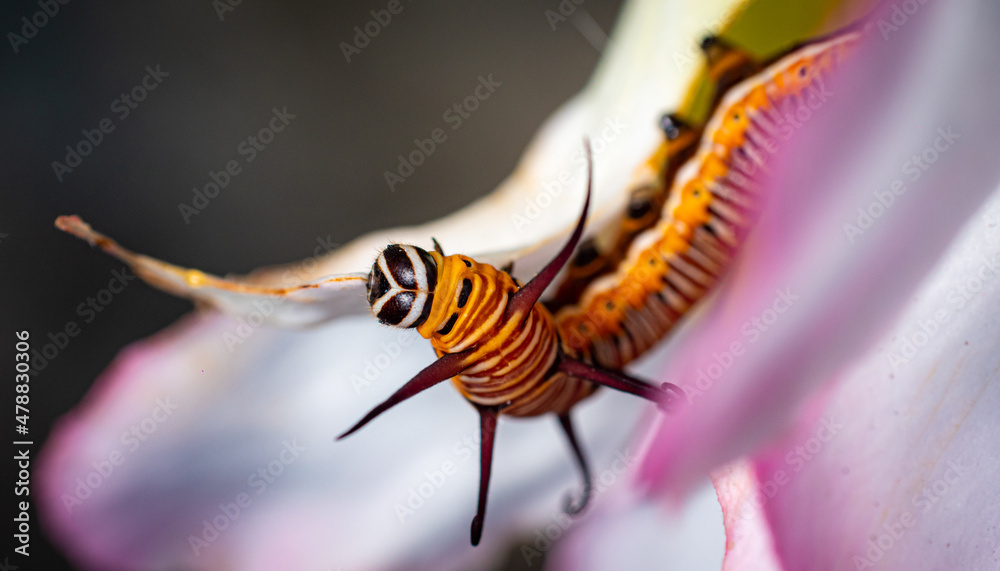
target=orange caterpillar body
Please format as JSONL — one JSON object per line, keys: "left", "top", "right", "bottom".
{"left": 420, "top": 251, "right": 596, "bottom": 417}
{"left": 556, "top": 31, "right": 860, "bottom": 369}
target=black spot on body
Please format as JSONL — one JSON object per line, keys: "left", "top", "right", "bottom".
{"left": 438, "top": 312, "right": 459, "bottom": 336}
{"left": 572, "top": 240, "right": 600, "bottom": 267}
{"left": 628, "top": 197, "right": 653, "bottom": 219}
{"left": 457, "top": 279, "right": 473, "bottom": 308}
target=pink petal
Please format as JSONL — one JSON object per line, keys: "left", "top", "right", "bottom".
{"left": 713, "top": 461, "right": 784, "bottom": 571}
{"left": 546, "top": 482, "right": 727, "bottom": 571}
{"left": 746, "top": 188, "right": 1000, "bottom": 569}
{"left": 38, "top": 311, "right": 656, "bottom": 570}
{"left": 638, "top": 0, "right": 1000, "bottom": 498}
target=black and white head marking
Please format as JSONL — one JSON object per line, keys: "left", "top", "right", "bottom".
{"left": 367, "top": 244, "right": 437, "bottom": 328}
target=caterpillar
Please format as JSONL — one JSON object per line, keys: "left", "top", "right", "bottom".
{"left": 340, "top": 27, "right": 862, "bottom": 545}
{"left": 54, "top": 23, "right": 863, "bottom": 548}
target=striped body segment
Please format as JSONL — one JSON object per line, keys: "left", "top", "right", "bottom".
{"left": 555, "top": 32, "right": 860, "bottom": 370}
{"left": 419, "top": 253, "right": 596, "bottom": 416}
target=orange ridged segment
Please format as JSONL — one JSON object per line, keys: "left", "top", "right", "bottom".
{"left": 554, "top": 30, "right": 862, "bottom": 373}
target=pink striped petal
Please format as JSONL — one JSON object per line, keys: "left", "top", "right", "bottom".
{"left": 746, "top": 188, "right": 1000, "bottom": 570}
{"left": 714, "top": 461, "right": 784, "bottom": 571}
{"left": 638, "top": 0, "right": 1000, "bottom": 500}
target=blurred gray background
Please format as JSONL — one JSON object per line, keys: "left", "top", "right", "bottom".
{"left": 0, "top": 1, "right": 624, "bottom": 568}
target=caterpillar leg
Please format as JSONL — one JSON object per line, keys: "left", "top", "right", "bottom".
{"left": 557, "top": 411, "right": 592, "bottom": 515}
{"left": 470, "top": 405, "right": 502, "bottom": 546}
{"left": 558, "top": 357, "right": 680, "bottom": 407}
{"left": 658, "top": 112, "right": 694, "bottom": 142}
{"left": 700, "top": 34, "right": 761, "bottom": 102}
{"left": 337, "top": 349, "right": 473, "bottom": 439}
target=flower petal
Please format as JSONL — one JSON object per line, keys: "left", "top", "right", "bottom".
{"left": 744, "top": 187, "right": 1000, "bottom": 570}
{"left": 546, "top": 482, "right": 728, "bottom": 571}
{"left": 713, "top": 461, "right": 784, "bottom": 571}
{"left": 38, "top": 313, "right": 653, "bottom": 570}
{"left": 638, "top": 0, "right": 1000, "bottom": 498}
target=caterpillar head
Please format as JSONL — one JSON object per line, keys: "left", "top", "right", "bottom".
{"left": 367, "top": 244, "right": 438, "bottom": 328}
